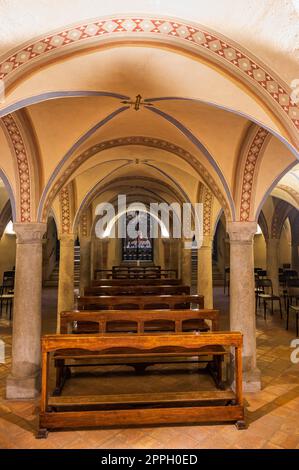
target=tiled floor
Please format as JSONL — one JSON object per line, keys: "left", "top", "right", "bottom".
{"left": 0, "top": 287, "right": 298, "bottom": 449}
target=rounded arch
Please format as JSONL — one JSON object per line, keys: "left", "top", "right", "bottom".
{"left": 39, "top": 136, "right": 233, "bottom": 222}
{"left": 73, "top": 174, "right": 189, "bottom": 232}
{"left": 0, "top": 168, "right": 16, "bottom": 221}
{"left": 258, "top": 210, "right": 269, "bottom": 240}
{"left": 255, "top": 160, "right": 299, "bottom": 220}
{"left": 271, "top": 198, "right": 294, "bottom": 239}
{"left": 96, "top": 204, "right": 171, "bottom": 239}
{"left": 0, "top": 15, "right": 298, "bottom": 142}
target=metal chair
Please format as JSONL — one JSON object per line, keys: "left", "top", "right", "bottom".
{"left": 0, "top": 285, "right": 14, "bottom": 320}
{"left": 256, "top": 278, "right": 282, "bottom": 320}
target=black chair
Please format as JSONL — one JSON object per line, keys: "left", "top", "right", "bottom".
{"left": 257, "top": 270, "right": 267, "bottom": 279}
{"left": 0, "top": 285, "right": 14, "bottom": 320}
{"left": 283, "top": 269, "right": 298, "bottom": 279}
{"left": 256, "top": 278, "right": 282, "bottom": 320}
{"left": 3, "top": 270, "right": 15, "bottom": 289}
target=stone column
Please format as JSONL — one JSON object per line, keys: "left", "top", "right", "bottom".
{"left": 181, "top": 239, "right": 192, "bottom": 287}
{"left": 57, "top": 234, "right": 74, "bottom": 332}
{"left": 163, "top": 239, "right": 171, "bottom": 269}
{"left": 197, "top": 236, "right": 213, "bottom": 308}
{"left": 79, "top": 236, "right": 91, "bottom": 295}
{"left": 266, "top": 238, "right": 280, "bottom": 295}
{"left": 6, "top": 223, "right": 46, "bottom": 399}
{"left": 102, "top": 239, "right": 109, "bottom": 269}
{"left": 227, "top": 221, "right": 261, "bottom": 392}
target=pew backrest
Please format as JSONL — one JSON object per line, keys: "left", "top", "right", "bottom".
{"left": 84, "top": 285, "right": 190, "bottom": 296}
{"left": 91, "top": 278, "right": 182, "bottom": 286}
{"left": 77, "top": 294, "right": 204, "bottom": 310}
{"left": 60, "top": 308, "right": 219, "bottom": 334}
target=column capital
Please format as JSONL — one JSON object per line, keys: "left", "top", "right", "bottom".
{"left": 80, "top": 235, "right": 91, "bottom": 243}
{"left": 227, "top": 221, "right": 257, "bottom": 245}
{"left": 13, "top": 222, "right": 46, "bottom": 244}
{"left": 198, "top": 235, "right": 213, "bottom": 249}
{"left": 59, "top": 233, "right": 75, "bottom": 246}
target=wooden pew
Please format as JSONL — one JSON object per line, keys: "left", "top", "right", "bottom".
{"left": 77, "top": 294, "right": 204, "bottom": 310}
{"left": 54, "top": 309, "right": 221, "bottom": 395}
{"left": 60, "top": 309, "right": 219, "bottom": 334}
{"left": 94, "top": 267, "right": 178, "bottom": 280}
{"left": 38, "top": 331, "right": 245, "bottom": 437}
{"left": 91, "top": 278, "right": 182, "bottom": 286}
{"left": 84, "top": 285, "right": 190, "bottom": 296}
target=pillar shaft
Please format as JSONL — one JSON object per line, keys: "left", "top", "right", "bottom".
{"left": 197, "top": 236, "right": 213, "bottom": 308}
{"left": 181, "top": 239, "right": 192, "bottom": 287}
{"left": 227, "top": 221, "right": 261, "bottom": 392}
{"left": 266, "top": 238, "right": 280, "bottom": 296}
{"left": 79, "top": 236, "right": 91, "bottom": 295}
{"left": 6, "top": 223, "right": 46, "bottom": 399}
{"left": 57, "top": 234, "right": 74, "bottom": 332}
{"left": 163, "top": 239, "right": 171, "bottom": 270}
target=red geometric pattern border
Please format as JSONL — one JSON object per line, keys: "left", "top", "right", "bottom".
{"left": 1, "top": 114, "right": 31, "bottom": 222}
{"left": 80, "top": 211, "right": 88, "bottom": 237}
{"left": 203, "top": 188, "right": 213, "bottom": 235}
{"left": 0, "top": 17, "right": 298, "bottom": 131}
{"left": 59, "top": 186, "right": 71, "bottom": 234}
{"left": 240, "top": 127, "right": 269, "bottom": 221}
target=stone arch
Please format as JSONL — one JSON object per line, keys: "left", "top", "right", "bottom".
{"left": 258, "top": 210, "right": 269, "bottom": 240}
{"left": 0, "top": 110, "right": 41, "bottom": 222}
{"left": 271, "top": 199, "right": 294, "bottom": 239}
{"left": 0, "top": 15, "right": 298, "bottom": 140}
{"left": 39, "top": 136, "right": 232, "bottom": 223}
{"left": 235, "top": 124, "right": 271, "bottom": 221}
{"left": 255, "top": 160, "right": 298, "bottom": 220}
{"left": 73, "top": 175, "right": 187, "bottom": 233}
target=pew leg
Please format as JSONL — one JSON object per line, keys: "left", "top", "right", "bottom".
{"left": 206, "top": 356, "right": 225, "bottom": 390}
{"left": 53, "top": 360, "right": 70, "bottom": 396}
{"left": 235, "top": 420, "right": 247, "bottom": 430}
{"left": 36, "top": 428, "right": 49, "bottom": 439}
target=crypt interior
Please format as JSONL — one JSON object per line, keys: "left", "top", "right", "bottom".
{"left": 0, "top": 0, "right": 299, "bottom": 449}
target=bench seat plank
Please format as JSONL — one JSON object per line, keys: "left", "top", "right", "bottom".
{"left": 54, "top": 344, "right": 227, "bottom": 360}
{"left": 48, "top": 390, "right": 235, "bottom": 407}
{"left": 40, "top": 405, "right": 244, "bottom": 430}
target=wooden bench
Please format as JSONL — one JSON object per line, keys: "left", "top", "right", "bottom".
{"left": 91, "top": 278, "right": 182, "bottom": 286}
{"left": 38, "top": 331, "right": 245, "bottom": 438}
{"left": 84, "top": 285, "right": 190, "bottom": 296}
{"left": 54, "top": 309, "right": 222, "bottom": 395}
{"left": 94, "top": 267, "right": 178, "bottom": 280}
{"left": 77, "top": 294, "right": 204, "bottom": 310}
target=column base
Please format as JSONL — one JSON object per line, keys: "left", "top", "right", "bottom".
{"left": 6, "top": 372, "right": 40, "bottom": 400}
{"left": 243, "top": 367, "right": 262, "bottom": 392}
